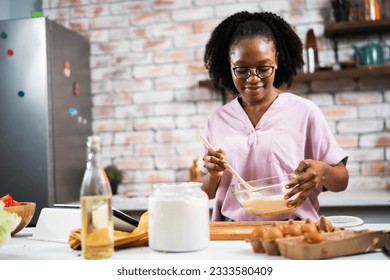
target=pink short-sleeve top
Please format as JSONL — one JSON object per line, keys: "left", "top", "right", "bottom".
{"left": 200, "top": 92, "right": 348, "bottom": 221}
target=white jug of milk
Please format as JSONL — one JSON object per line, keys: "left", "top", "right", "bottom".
{"left": 148, "top": 182, "right": 210, "bottom": 252}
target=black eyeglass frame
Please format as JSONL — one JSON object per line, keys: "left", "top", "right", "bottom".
{"left": 232, "top": 66, "right": 275, "bottom": 79}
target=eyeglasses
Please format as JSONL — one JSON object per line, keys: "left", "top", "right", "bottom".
{"left": 232, "top": 66, "right": 275, "bottom": 79}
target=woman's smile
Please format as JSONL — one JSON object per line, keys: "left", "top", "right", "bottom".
{"left": 244, "top": 84, "right": 264, "bottom": 94}
{"left": 244, "top": 84, "right": 264, "bottom": 91}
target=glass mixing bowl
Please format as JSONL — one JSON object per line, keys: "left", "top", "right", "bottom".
{"left": 230, "top": 174, "right": 296, "bottom": 217}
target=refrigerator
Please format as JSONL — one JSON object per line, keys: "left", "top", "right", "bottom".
{"left": 0, "top": 17, "right": 92, "bottom": 224}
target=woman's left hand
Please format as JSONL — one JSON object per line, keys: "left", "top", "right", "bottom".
{"left": 284, "top": 159, "right": 325, "bottom": 208}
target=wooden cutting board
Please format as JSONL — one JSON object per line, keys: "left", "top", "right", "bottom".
{"left": 209, "top": 221, "right": 273, "bottom": 240}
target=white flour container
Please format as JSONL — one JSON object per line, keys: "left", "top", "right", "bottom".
{"left": 148, "top": 182, "right": 210, "bottom": 252}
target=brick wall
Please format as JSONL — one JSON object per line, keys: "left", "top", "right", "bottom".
{"left": 42, "top": 0, "right": 390, "bottom": 194}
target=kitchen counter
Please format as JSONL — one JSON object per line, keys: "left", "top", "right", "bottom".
{"left": 318, "top": 189, "right": 390, "bottom": 223}
{"left": 1, "top": 224, "right": 389, "bottom": 260}
{"left": 112, "top": 189, "right": 390, "bottom": 222}
{"left": 319, "top": 189, "right": 390, "bottom": 207}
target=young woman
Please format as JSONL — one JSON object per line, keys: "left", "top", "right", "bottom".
{"left": 200, "top": 11, "right": 349, "bottom": 221}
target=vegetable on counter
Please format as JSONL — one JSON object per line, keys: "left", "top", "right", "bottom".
{"left": 0, "top": 194, "right": 21, "bottom": 207}
{"left": 0, "top": 200, "right": 21, "bottom": 245}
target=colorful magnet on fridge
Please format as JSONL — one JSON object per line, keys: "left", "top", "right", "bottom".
{"left": 18, "top": 91, "right": 25, "bottom": 97}
{"left": 7, "top": 49, "right": 14, "bottom": 56}
{"left": 64, "top": 61, "right": 71, "bottom": 77}
{"left": 73, "top": 81, "right": 80, "bottom": 96}
{"left": 1, "top": 32, "right": 7, "bottom": 39}
{"left": 68, "top": 107, "right": 78, "bottom": 118}
{"left": 31, "top": 11, "right": 44, "bottom": 18}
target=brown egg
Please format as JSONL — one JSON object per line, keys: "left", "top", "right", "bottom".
{"left": 279, "top": 224, "right": 287, "bottom": 235}
{"left": 301, "top": 218, "right": 318, "bottom": 234}
{"left": 249, "top": 226, "right": 269, "bottom": 254}
{"left": 262, "top": 224, "right": 284, "bottom": 240}
{"left": 251, "top": 226, "right": 269, "bottom": 239}
{"left": 304, "top": 231, "right": 326, "bottom": 244}
{"left": 316, "top": 215, "right": 334, "bottom": 232}
{"left": 284, "top": 219, "right": 302, "bottom": 237}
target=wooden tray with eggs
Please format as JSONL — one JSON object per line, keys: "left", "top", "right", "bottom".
{"left": 248, "top": 216, "right": 389, "bottom": 259}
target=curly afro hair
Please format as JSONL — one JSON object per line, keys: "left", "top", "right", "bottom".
{"left": 204, "top": 11, "right": 303, "bottom": 96}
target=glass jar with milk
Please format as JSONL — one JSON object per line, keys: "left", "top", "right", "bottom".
{"left": 148, "top": 182, "right": 210, "bottom": 252}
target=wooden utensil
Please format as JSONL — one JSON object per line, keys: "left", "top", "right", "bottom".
{"left": 209, "top": 221, "right": 273, "bottom": 240}
{"left": 199, "top": 135, "right": 256, "bottom": 191}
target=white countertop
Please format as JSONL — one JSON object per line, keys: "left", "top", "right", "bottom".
{"left": 1, "top": 224, "right": 389, "bottom": 260}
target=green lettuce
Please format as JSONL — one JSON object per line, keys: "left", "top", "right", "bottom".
{"left": 0, "top": 201, "right": 21, "bottom": 246}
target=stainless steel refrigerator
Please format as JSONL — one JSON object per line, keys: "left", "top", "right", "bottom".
{"left": 0, "top": 17, "right": 92, "bottom": 224}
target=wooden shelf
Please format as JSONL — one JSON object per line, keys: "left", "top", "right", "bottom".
{"left": 198, "top": 65, "right": 390, "bottom": 88}
{"left": 293, "top": 65, "right": 390, "bottom": 82}
{"left": 324, "top": 18, "right": 390, "bottom": 37}
{"left": 325, "top": 19, "right": 390, "bottom": 63}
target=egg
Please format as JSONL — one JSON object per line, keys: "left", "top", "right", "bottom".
{"left": 304, "top": 231, "right": 326, "bottom": 244}
{"left": 316, "top": 215, "right": 334, "bottom": 232}
{"left": 249, "top": 226, "right": 270, "bottom": 253}
{"left": 284, "top": 219, "right": 303, "bottom": 237}
{"left": 301, "top": 218, "right": 318, "bottom": 234}
{"left": 262, "top": 223, "right": 284, "bottom": 240}
{"left": 251, "top": 225, "right": 269, "bottom": 239}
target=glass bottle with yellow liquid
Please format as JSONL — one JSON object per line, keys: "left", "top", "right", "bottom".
{"left": 80, "top": 136, "right": 114, "bottom": 259}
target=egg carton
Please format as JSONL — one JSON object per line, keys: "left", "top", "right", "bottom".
{"left": 250, "top": 229, "right": 389, "bottom": 259}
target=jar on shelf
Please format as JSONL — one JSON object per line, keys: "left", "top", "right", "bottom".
{"left": 364, "top": 0, "right": 381, "bottom": 20}
{"left": 304, "top": 29, "right": 319, "bottom": 73}
{"left": 350, "top": 0, "right": 385, "bottom": 21}
{"left": 331, "top": 0, "right": 351, "bottom": 21}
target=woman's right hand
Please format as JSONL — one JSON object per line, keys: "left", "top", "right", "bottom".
{"left": 202, "top": 148, "right": 227, "bottom": 178}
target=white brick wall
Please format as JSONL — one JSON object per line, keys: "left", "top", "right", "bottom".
{"left": 42, "top": 0, "right": 390, "bottom": 193}
{"left": 337, "top": 120, "right": 384, "bottom": 134}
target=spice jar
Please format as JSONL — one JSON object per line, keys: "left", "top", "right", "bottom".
{"left": 304, "top": 29, "right": 319, "bottom": 73}
{"left": 148, "top": 182, "right": 210, "bottom": 252}
{"left": 189, "top": 159, "right": 201, "bottom": 182}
